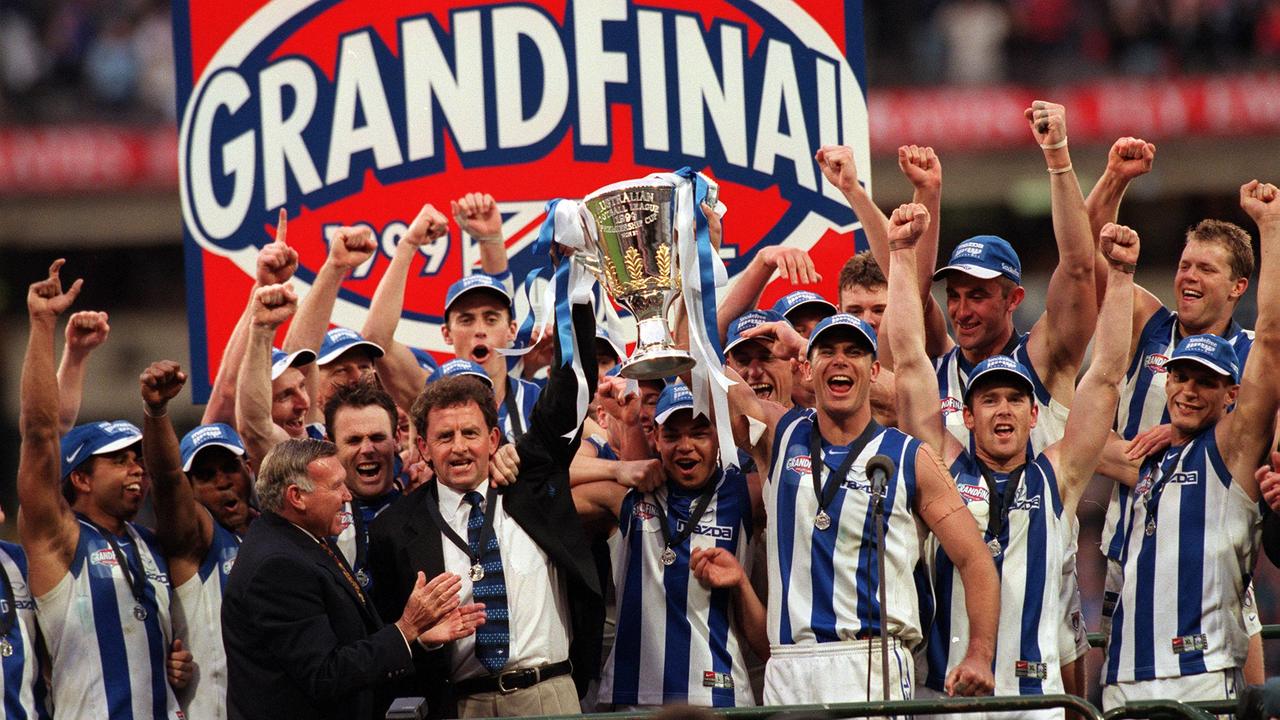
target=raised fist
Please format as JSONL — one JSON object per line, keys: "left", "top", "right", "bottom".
{"left": 898, "top": 145, "right": 941, "bottom": 191}
{"left": 451, "top": 192, "right": 502, "bottom": 242}
{"left": 1106, "top": 137, "right": 1156, "bottom": 182}
{"left": 251, "top": 283, "right": 298, "bottom": 329}
{"left": 1025, "top": 100, "right": 1068, "bottom": 148}
{"left": 888, "top": 203, "right": 930, "bottom": 250}
{"left": 140, "top": 360, "right": 187, "bottom": 410}
{"left": 815, "top": 145, "right": 860, "bottom": 195}
{"left": 1100, "top": 222, "right": 1140, "bottom": 267}
{"left": 405, "top": 203, "right": 449, "bottom": 247}
{"left": 28, "top": 259, "right": 82, "bottom": 320}
{"left": 327, "top": 226, "right": 377, "bottom": 271}
{"left": 1241, "top": 180, "right": 1280, "bottom": 227}
{"left": 66, "top": 311, "right": 110, "bottom": 354}
{"left": 257, "top": 210, "right": 299, "bottom": 285}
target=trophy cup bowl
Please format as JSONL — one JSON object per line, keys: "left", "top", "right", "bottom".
{"left": 578, "top": 179, "right": 695, "bottom": 380}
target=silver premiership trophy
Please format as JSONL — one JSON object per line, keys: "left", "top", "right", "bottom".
{"left": 577, "top": 178, "right": 697, "bottom": 380}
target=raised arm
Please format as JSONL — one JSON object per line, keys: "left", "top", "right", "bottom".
{"left": 898, "top": 145, "right": 952, "bottom": 360}
{"left": 362, "top": 204, "right": 446, "bottom": 411}
{"left": 724, "top": 364, "right": 785, "bottom": 474}
{"left": 1049, "top": 223, "right": 1138, "bottom": 514}
{"left": 913, "top": 444, "right": 998, "bottom": 696}
{"left": 886, "top": 203, "right": 956, "bottom": 459}
{"left": 525, "top": 298, "right": 599, "bottom": 462}
{"left": 716, "top": 245, "right": 820, "bottom": 342}
{"left": 1024, "top": 101, "right": 1099, "bottom": 402}
{"left": 204, "top": 212, "right": 298, "bottom": 426}
{"left": 235, "top": 284, "right": 299, "bottom": 470}
{"left": 141, "top": 361, "right": 213, "bottom": 581}
{"left": 1221, "top": 181, "right": 1280, "bottom": 500}
{"left": 452, "top": 192, "right": 511, "bottom": 285}
{"left": 57, "top": 310, "right": 110, "bottom": 433}
{"left": 18, "top": 261, "right": 84, "bottom": 593}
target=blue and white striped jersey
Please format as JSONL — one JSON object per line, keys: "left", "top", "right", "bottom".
{"left": 1103, "top": 426, "right": 1261, "bottom": 684}
{"left": 0, "top": 542, "right": 51, "bottom": 720}
{"left": 499, "top": 376, "right": 541, "bottom": 443}
{"left": 766, "top": 409, "right": 924, "bottom": 648}
{"left": 335, "top": 489, "right": 401, "bottom": 592}
{"left": 601, "top": 469, "right": 755, "bottom": 707}
{"left": 923, "top": 453, "right": 1066, "bottom": 695}
{"left": 172, "top": 515, "right": 241, "bottom": 720}
{"left": 934, "top": 334, "right": 1070, "bottom": 454}
{"left": 37, "top": 520, "right": 183, "bottom": 719}
{"left": 1102, "top": 308, "right": 1254, "bottom": 562}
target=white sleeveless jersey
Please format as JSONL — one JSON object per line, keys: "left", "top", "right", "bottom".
{"left": 172, "top": 517, "right": 241, "bottom": 720}
{"left": 1102, "top": 426, "right": 1261, "bottom": 684}
{"left": 600, "top": 470, "right": 755, "bottom": 707}
{"left": 922, "top": 453, "right": 1066, "bottom": 696}
{"left": 0, "top": 542, "right": 51, "bottom": 719}
{"left": 766, "top": 409, "right": 925, "bottom": 649}
{"left": 934, "top": 334, "right": 1069, "bottom": 455}
{"left": 37, "top": 519, "right": 183, "bottom": 719}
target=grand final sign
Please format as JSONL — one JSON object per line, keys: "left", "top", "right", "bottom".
{"left": 174, "top": 0, "right": 869, "bottom": 401}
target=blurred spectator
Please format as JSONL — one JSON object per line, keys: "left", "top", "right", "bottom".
{"left": 938, "top": 0, "right": 1011, "bottom": 84}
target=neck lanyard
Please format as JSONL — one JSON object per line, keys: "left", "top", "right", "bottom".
{"left": 975, "top": 458, "right": 1028, "bottom": 557}
{"left": 0, "top": 561, "right": 15, "bottom": 657}
{"left": 425, "top": 483, "right": 499, "bottom": 582}
{"left": 1141, "top": 445, "right": 1187, "bottom": 536}
{"left": 503, "top": 378, "right": 525, "bottom": 437}
{"left": 350, "top": 489, "right": 398, "bottom": 586}
{"left": 809, "top": 419, "right": 882, "bottom": 531}
{"left": 653, "top": 473, "right": 720, "bottom": 566}
{"left": 77, "top": 514, "right": 150, "bottom": 621}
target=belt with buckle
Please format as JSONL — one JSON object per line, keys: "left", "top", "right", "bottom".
{"left": 455, "top": 659, "right": 573, "bottom": 696}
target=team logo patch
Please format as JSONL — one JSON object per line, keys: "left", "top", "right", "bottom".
{"left": 632, "top": 501, "right": 659, "bottom": 522}
{"left": 1135, "top": 468, "right": 1155, "bottom": 496}
{"left": 90, "top": 548, "right": 119, "bottom": 568}
{"left": 222, "top": 556, "right": 237, "bottom": 575}
{"left": 941, "top": 397, "right": 963, "bottom": 416}
{"left": 1145, "top": 353, "right": 1169, "bottom": 373}
{"left": 337, "top": 509, "right": 353, "bottom": 532}
{"left": 957, "top": 483, "right": 989, "bottom": 505}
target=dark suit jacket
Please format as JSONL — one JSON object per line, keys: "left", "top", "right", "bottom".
{"left": 368, "top": 302, "right": 603, "bottom": 718}
{"left": 222, "top": 511, "right": 415, "bottom": 720}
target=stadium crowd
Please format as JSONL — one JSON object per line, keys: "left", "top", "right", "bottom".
{"left": 7, "top": 101, "right": 1280, "bottom": 720}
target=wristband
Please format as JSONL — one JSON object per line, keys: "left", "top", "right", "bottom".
{"left": 1047, "top": 163, "right": 1073, "bottom": 175}
{"left": 475, "top": 234, "right": 504, "bottom": 244}
{"left": 1108, "top": 259, "right": 1137, "bottom": 274}
{"left": 1040, "top": 137, "right": 1069, "bottom": 150}
{"left": 144, "top": 404, "right": 168, "bottom": 419}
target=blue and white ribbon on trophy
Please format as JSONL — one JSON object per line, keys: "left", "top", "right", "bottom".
{"left": 646, "top": 167, "right": 737, "bottom": 470}
{"left": 498, "top": 199, "right": 595, "bottom": 440}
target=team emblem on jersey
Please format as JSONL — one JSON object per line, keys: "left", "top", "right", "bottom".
{"left": 632, "top": 501, "right": 659, "bottom": 522}
{"left": 941, "top": 397, "right": 963, "bottom": 416}
{"left": 957, "top": 483, "right": 990, "bottom": 505}
{"left": 222, "top": 556, "right": 237, "bottom": 575}
{"left": 337, "top": 509, "right": 354, "bottom": 532}
{"left": 90, "top": 548, "right": 120, "bottom": 567}
{"left": 1135, "top": 467, "right": 1155, "bottom": 496}
{"left": 1145, "top": 353, "right": 1169, "bottom": 373}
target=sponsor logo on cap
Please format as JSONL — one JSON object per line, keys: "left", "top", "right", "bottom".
{"left": 954, "top": 242, "right": 984, "bottom": 258}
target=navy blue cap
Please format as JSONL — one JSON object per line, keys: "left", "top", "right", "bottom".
{"left": 933, "top": 235, "right": 1022, "bottom": 285}
{"left": 654, "top": 381, "right": 695, "bottom": 425}
{"left": 428, "top": 359, "right": 494, "bottom": 388}
{"left": 725, "top": 310, "right": 787, "bottom": 353}
{"left": 595, "top": 327, "right": 626, "bottom": 362}
{"left": 60, "top": 421, "right": 142, "bottom": 479}
{"left": 772, "top": 291, "right": 837, "bottom": 323}
{"left": 963, "top": 355, "right": 1035, "bottom": 403}
{"left": 444, "top": 274, "right": 513, "bottom": 315}
{"left": 180, "top": 423, "right": 247, "bottom": 472}
{"left": 1167, "top": 334, "right": 1241, "bottom": 383}
{"left": 409, "top": 346, "right": 440, "bottom": 372}
{"left": 806, "top": 313, "right": 878, "bottom": 358}
{"left": 317, "top": 328, "right": 385, "bottom": 366}
{"left": 270, "top": 346, "right": 316, "bottom": 380}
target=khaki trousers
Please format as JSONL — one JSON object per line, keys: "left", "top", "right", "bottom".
{"left": 458, "top": 674, "right": 580, "bottom": 718}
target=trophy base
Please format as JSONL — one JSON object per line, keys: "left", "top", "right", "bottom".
{"left": 618, "top": 349, "right": 695, "bottom": 381}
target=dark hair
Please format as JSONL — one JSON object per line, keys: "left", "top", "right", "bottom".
{"left": 1185, "top": 219, "right": 1255, "bottom": 280}
{"left": 839, "top": 250, "right": 886, "bottom": 292}
{"left": 411, "top": 376, "right": 499, "bottom": 437}
{"left": 324, "top": 377, "right": 398, "bottom": 440}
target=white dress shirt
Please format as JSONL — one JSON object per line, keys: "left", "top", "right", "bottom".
{"left": 436, "top": 480, "right": 572, "bottom": 680}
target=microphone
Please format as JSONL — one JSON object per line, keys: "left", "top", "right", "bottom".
{"left": 866, "top": 454, "right": 896, "bottom": 497}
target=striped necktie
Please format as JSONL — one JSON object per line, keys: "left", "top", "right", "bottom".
{"left": 465, "top": 491, "right": 509, "bottom": 673}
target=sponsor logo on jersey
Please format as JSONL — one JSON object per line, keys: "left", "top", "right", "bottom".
{"left": 941, "top": 396, "right": 964, "bottom": 416}
{"left": 702, "top": 670, "right": 735, "bottom": 689}
{"left": 785, "top": 455, "right": 812, "bottom": 474}
{"left": 957, "top": 483, "right": 990, "bottom": 505}
{"left": 1168, "top": 470, "right": 1199, "bottom": 486}
{"left": 1145, "top": 353, "right": 1169, "bottom": 373}
{"left": 90, "top": 548, "right": 120, "bottom": 567}
{"left": 632, "top": 501, "right": 659, "bottom": 522}
{"left": 1009, "top": 482, "right": 1040, "bottom": 512}
{"left": 675, "top": 519, "right": 734, "bottom": 540}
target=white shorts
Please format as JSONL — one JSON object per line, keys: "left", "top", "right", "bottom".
{"left": 763, "top": 638, "right": 913, "bottom": 706}
{"left": 915, "top": 686, "right": 1064, "bottom": 720}
{"left": 1058, "top": 569, "right": 1089, "bottom": 665}
{"left": 1102, "top": 668, "right": 1243, "bottom": 713}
